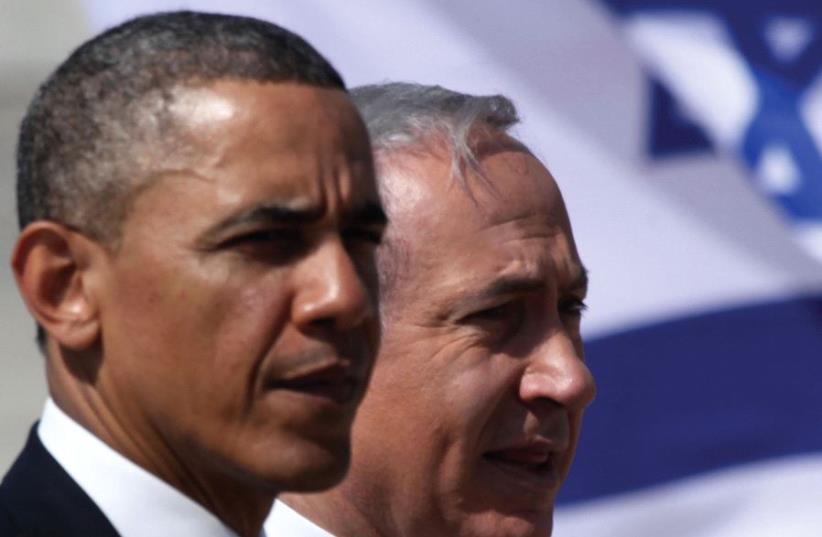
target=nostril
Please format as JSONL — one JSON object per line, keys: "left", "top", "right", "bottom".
{"left": 306, "top": 317, "right": 337, "bottom": 332}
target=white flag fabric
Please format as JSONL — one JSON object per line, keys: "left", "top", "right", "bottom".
{"left": 553, "top": 1, "right": 822, "bottom": 535}
{"left": 78, "top": 1, "right": 822, "bottom": 535}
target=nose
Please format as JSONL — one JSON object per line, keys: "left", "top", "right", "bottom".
{"left": 291, "top": 238, "right": 375, "bottom": 333}
{"left": 518, "top": 330, "right": 596, "bottom": 411}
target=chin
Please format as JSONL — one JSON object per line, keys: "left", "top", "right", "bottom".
{"left": 458, "top": 509, "right": 554, "bottom": 537}
{"left": 270, "top": 438, "right": 352, "bottom": 492}
{"left": 284, "top": 458, "right": 350, "bottom": 492}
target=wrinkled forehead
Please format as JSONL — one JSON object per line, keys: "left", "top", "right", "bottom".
{"left": 381, "top": 143, "right": 573, "bottom": 245}
{"left": 378, "top": 143, "right": 583, "bottom": 311}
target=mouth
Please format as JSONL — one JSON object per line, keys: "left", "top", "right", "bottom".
{"left": 265, "top": 363, "right": 361, "bottom": 405}
{"left": 482, "top": 444, "right": 561, "bottom": 491}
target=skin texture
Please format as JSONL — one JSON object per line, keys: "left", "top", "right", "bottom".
{"left": 12, "top": 81, "right": 385, "bottom": 537}
{"left": 283, "top": 136, "right": 596, "bottom": 537}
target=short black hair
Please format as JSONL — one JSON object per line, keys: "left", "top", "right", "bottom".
{"left": 17, "top": 10, "right": 345, "bottom": 241}
{"left": 16, "top": 10, "right": 346, "bottom": 352}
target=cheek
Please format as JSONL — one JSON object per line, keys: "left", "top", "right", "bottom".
{"left": 438, "top": 347, "right": 521, "bottom": 434}
{"left": 107, "top": 262, "right": 291, "bottom": 385}
{"left": 208, "top": 284, "right": 292, "bottom": 366}
{"left": 105, "top": 264, "right": 201, "bottom": 362}
{"left": 369, "top": 330, "right": 490, "bottom": 417}
{"left": 367, "top": 333, "right": 510, "bottom": 463}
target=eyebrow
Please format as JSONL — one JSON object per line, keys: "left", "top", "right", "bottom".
{"left": 483, "top": 265, "right": 589, "bottom": 298}
{"left": 205, "top": 204, "right": 326, "bottom": 238}
{"left": 343, "top": 201, "right": 388, "bottom": 228}
{"left": 448, "top": 274, "right": 546, "bottom": 318}
{"left": 199, "top": 200, "right": 387, "bottom": 246}
{"left": 480, "top": 274, "right": 546, "bottom": 300}
{"left": 449, "top": 265, "right": 589, "bottom": 317}
{"left": 569, "top": 266, "right": 589, "bottom": 293}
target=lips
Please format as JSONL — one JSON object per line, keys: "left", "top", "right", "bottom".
{"left": 265, "top": 363, "right": 361, "bottom": 405}
{"left": 485, "top": 446, "right": 553, "bottom": 466}
{"left": 482, "top": 442, "right": 562, "bottom": 491}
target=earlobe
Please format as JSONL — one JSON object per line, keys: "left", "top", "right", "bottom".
{"left": 12, "top": 222, "right": 104, "bottom": 351}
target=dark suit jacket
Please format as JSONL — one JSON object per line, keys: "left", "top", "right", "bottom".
{"left": 0, "top": 424, "right": 120, "bottom": 537}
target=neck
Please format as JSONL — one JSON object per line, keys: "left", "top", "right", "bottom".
{"left": 280, "top": 490, "right": 388, "bottom": 537}
{"left": 47, "top": 354, "right": 275, "bottom": 537}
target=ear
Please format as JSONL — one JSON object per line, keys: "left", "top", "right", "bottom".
{"left": 11, "top": 222, "right": 107, "bottom": 351}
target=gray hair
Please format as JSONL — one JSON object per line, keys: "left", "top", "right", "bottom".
{"left": 350, "top": 82, "right": 521, "bottom": 314}
{"left": 349, "top": 82, "right": 520, "bottom": 186}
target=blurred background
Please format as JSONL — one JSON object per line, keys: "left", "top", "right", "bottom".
{"left": 1, "top": 1, "right": 820, "bottom": 535}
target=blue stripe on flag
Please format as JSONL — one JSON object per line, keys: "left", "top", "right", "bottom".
{"left": 559, "top": 293, "right": 822, "bottom": 503}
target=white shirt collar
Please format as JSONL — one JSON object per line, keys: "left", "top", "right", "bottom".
{"left": 265, "top": 500, "right": 336, "bottom": 537}
{"left": 38, "top": 398, "right": 263, "bottom": 537}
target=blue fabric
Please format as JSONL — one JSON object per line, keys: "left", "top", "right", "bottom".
{"left": 559, "top": 294, "right": 822, "bottom": 503}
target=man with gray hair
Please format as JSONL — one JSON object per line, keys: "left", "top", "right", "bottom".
{"left": 266, "top": 83, "right": 596, "bottom": 537}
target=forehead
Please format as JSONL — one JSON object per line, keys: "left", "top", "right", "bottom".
{"left": 127, "top": 80, "right": 377, "bottom": 224}
{"left": 168, "top": 80, "right": 364, "bottom": 150}
{"left": 382, "top": 143, "right": 581, "bottom": 296}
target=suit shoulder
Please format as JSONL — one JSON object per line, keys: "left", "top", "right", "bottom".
{"left": 0, "top": 424, "right": 119, "bottom": 537}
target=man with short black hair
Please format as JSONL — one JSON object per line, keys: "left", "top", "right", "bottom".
{"left": 269, "top": 83, "right": 596, "bottom": 537}
{"left": 1, "top": 11, "right": 385, "bottom": 537}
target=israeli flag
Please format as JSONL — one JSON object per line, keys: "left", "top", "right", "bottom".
{"left": 554, "top": 1, "right": 822, "bottom": 535}
{"left": 80, "top": 1, "right": 822, "bottom": 535}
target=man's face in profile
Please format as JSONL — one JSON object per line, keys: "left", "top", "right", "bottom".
{"left": 92, "top": 81, "right": 384, "bottom": 492}
{"left": 334, "top": 138, "right": 595, "bottom": 536}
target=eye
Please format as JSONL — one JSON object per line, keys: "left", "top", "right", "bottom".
{"left": 345, "top": 227, "right": 384, "bottom": 244}
{"left": 222, "top": 228, "right": 306, "bottom": 262}
{"left": 559, "top": 297, "right": 588, "bottom": 318}
{"left": 465, "top": 303, "right": 510, "bottom": 322}
{"left": 342, "top": 227, "right": 384, "bottom": 249}
{"left": 461, "top": 300, "right": 524, "bottom": 329}
{"left": 458, "top": 300, "right": 525, "bottom": 345}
